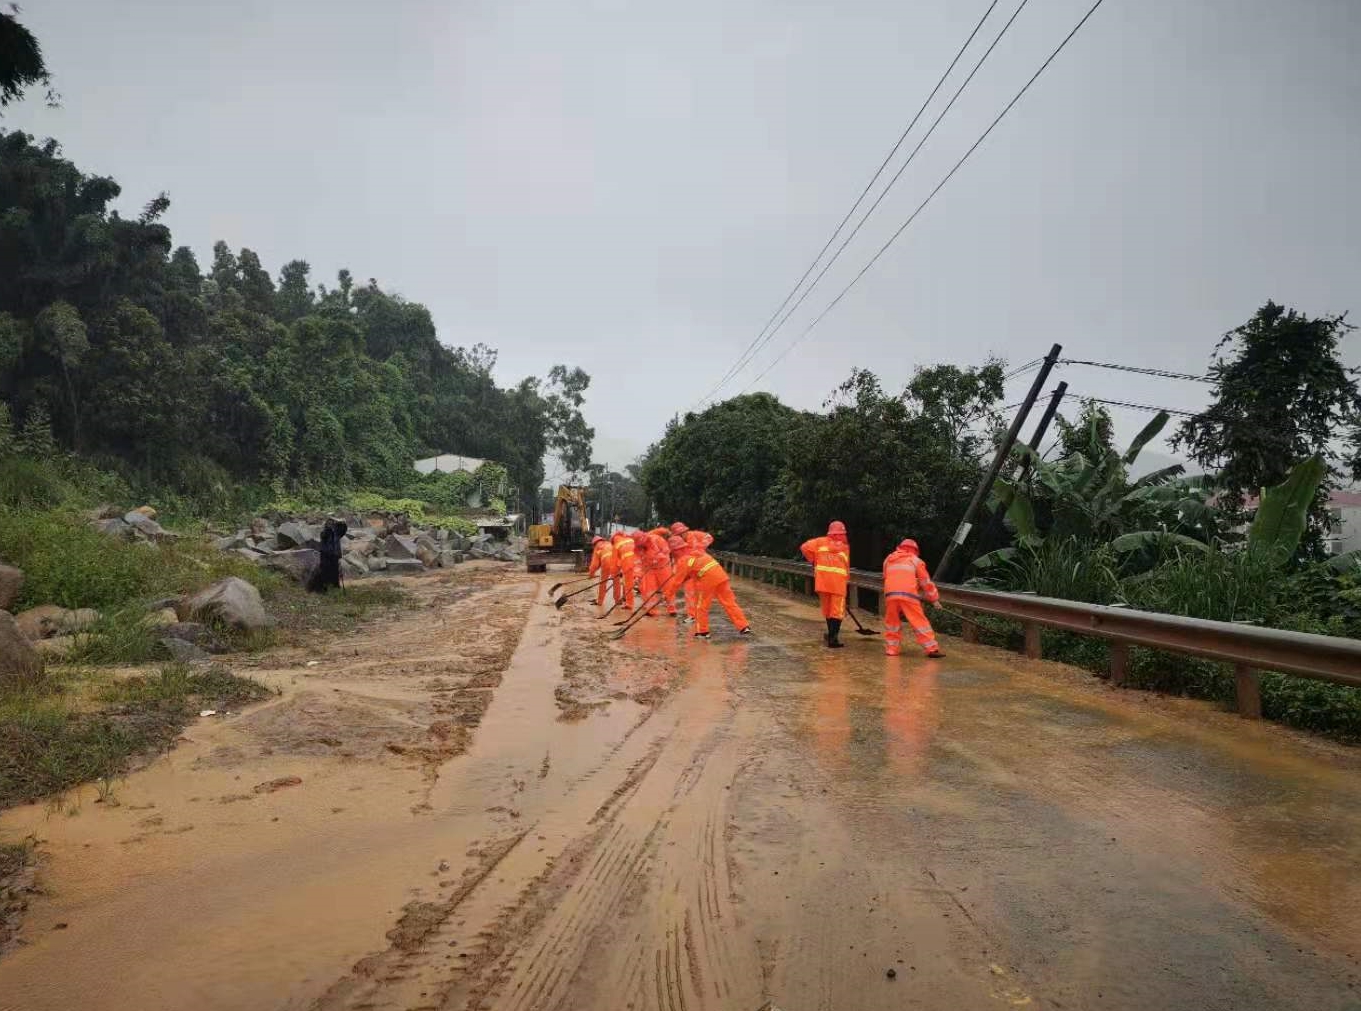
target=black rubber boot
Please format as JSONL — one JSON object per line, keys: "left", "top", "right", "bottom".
{"left": 827, "top": 618, "right": 845, "bottom": 649}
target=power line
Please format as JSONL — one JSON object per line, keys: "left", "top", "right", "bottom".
{"left": 693, "top": 0, "right": 1004, "bottom": 410}
{"left": 1078, "top": 396, "right": 1198, "bottom": 418}
{"left": 703, "top": 0, "right": 1037, "bottom": 407}
{"left": 738, "top": 0, "right": 1112, "bottom": 395}
{"left": 1060, "top": 359, "right": 1212, "bottom": 383}
{"left": 1002, "top": 357, "right": 1043, "bottom": 382}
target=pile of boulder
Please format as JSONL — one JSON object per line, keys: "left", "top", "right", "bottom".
{"left": 0, "top": 562, "right": 271, "bottom": 679}
{"left": 206, "top": 511, "right": 525, "bottom": 584}
{"left": 91, "top": 504, "right": 177, "bottom": 544}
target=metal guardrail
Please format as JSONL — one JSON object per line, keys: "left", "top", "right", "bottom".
{"left": 714, "top": 551, "right": 1361, "bottom": 718}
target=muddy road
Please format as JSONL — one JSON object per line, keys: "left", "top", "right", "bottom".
{"left": 2, "top": 566, "right": 1359, "bottom": 1011}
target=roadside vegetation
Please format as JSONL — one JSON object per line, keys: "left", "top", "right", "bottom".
{"left": 642, "top": 304, "right": 1361, "bottom": 739}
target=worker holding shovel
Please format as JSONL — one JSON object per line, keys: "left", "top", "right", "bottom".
{"left": 588, "top": 536, "right": 617, "bottom": 607}
{"left": 669, "top": 521, "right": 713, "bottom": 622}
{"left": 635, "top": 529, "right": 676, "bottom": 616}
{"left": 882, "top": 538, "right": 944, "bottom": 658}
{"left": 801, "top": 521, "right": 852, "bottom": 648}
{"left": 662, "top": 535, "right": 750, "bottom": 640}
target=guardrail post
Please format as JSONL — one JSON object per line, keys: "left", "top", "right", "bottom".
{"left": 960, "top": 617, "right": 978, "bottom": 644}
{"left": 848, "top": 584, "right": 860, "bottom": 612}
{"left": 1109, "top": 642, "right": 1129, "bottom": 686}
{"left": 805, "top": 576, "right": 813, "bottom": 596}
{"left": 1234, "top": 664, "right": 1262, "bottom": 719}
{"left": 1023, "top": 622, "right": 1042, "bottom": 660}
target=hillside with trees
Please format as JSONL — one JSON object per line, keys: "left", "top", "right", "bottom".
{"left": 0, "top": 130, "right": 593, "bottom": 515}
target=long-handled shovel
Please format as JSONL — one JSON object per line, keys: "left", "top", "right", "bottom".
{"left": 609, "top": 590, "right": 667, "bottom": 639}
{"left": 553, "top": 581, "right": 604, "bottom": 609}
{"left": 845, "top": 605, "right": 879, "bottom": 636}
{"left": 612, "top": 588, "right": 665, "bottom": 625}
{"left": 548, "top": 574, "right": 596, "bottom": 595}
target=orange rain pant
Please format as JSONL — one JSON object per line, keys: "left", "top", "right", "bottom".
{"left": 614, "top": 565, "right": 635, "bottom": 608}
{"left": 641, "top": 567, "right": 676, "bottom": 615}
{"left": 884, "top": 596, "right": 939, "bottom": 656}
{"left": 818, "top": 591, "right": 847, "bottom": 620}
{"left": 695, "top": 576, "right": 748, "bottom": 634}
{"left": 596, "top": 564, "right": 619, "bottom": 606}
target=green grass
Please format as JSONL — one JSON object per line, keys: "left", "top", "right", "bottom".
{"left": 0, "top": 664, "right": 272, "bottom": 809}
{"left": 265, "top": 581, "right": 412, "bottom": 640}
{"left": 62, "top": 609, "right": 165, "bottom": 665}
{"left": 0, "top": 508, "right": 275, "bottom": 612}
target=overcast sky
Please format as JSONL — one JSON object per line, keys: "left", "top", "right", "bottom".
{"left": 7, "top": 0, "right": 1359, "bottom": 472}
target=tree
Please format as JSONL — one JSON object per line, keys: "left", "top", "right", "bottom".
{"left": 1056, "top": 400, "right": 1115, "bottom": 462}
{"left": 1172, "top": 302, "right": 1360, "bottom": 555}
{"left": 34, "top": 300, "right": 87, "bottom": 446}
{"left": 0, "top": 8, "right": 54, "bottom": 109}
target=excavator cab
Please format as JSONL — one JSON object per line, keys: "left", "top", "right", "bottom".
{"left": 526, "top": 485, "right": 592, "bottom": 572}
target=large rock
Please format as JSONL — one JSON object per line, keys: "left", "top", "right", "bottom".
{"left": 0, "top": 564, "right": 22, "bottom": 612}
{"left": 163, "top": 621, "right": 226, "bottom": 653}
{"left": 162, "top": 638, "right": 211, "bottom": 663}
{"left": 262, "top": 548, "right": 321, "bottom": 584}
{"left": 367, "top": 555, "right": 389, "bottom": 572}
{"left": 416, "top": 544, "right": 439, "bottom": 567}
{"left": 96, "top": 517, "right": 134, "bottom": 540}
{"left": 383, "top": 534, "right": 419, "bottom": 560}
{"left": 212, "top": 531, "right": 249, "bottom": 551}
{"left": 180, "top": 577, "right": 271, "bottom": 630}
{"left": 385, "top": 558, "right": 425, "bottom": 575}
{"left": 345, "top": 537, "right": 376, "bottom": 558}
{"left": 250, "top": 517, "right": 274, "bottom": 538}
{"left": 130, "top": 504, "right": 158, "bottom": 519}
{"left": 0, "top": 611, "right": 42, "bottom": 684}
{"left": 437, "top": 550, "right": 464, "bottom": 567}
{"left": 125, "top": 511, "right": 174, "bottom": 542}
{"left": 276, "top": 521, "right": 321, "bottom": 550}
{"left": 15, "top": 605, "right": 99, "bottom": 641}
{"left": 341, "top": 552, "right": 369, "bottom": 578}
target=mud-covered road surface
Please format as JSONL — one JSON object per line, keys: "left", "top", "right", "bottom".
{"left": 2, "top": 568, "right": 1359, "bottom": 1010}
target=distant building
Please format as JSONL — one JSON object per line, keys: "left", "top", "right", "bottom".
{"left": 412, "top": 453, "right": 508, "bottom": 510}
{"left": 414, "top": 453, "right": 491, "bottom": 476}
{"left": 1326, "top": 490, "right": 1361, "bottom": 555}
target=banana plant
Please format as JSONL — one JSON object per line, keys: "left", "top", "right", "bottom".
{"left": 975, "top": 411, "right": 1213, "bottom": 570}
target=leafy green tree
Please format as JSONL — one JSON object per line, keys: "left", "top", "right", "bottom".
{"left": 1173, "top": 302, "right": 1361, "bottom": 554}
{"left": 16, "top": 400, "right": 54, "bottom": 456}
{"left": 0, "top": 8, "right": 53, "bottom": 108}
{"left": 35, "top": 300, "right": 87, "bottom": 446}
{"left": 1056, "top": 400, "right": 1115, "bottom": 462}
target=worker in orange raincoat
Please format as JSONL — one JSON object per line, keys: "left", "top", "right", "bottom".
{"left": 882, "top": 539, "right": 943, "bottom": 658}
{"left": 611, "top": 531, "right": 638, "bottom": 609}
{"left": 801, "top": 520, "right": 851, "bottom": 648}
{"left": 635, "top": 529, "right": 677, "bottom": 616}
{"left": 670, "top": 521, "right": 714, "bottom": 622}
{"left": 587, "top": 535, "right": 617, "bottom": 607}
{"left": 663, "top": 536, "right": 750, "bottom": 639}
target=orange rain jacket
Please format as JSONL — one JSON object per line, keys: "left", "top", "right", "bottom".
{"left": 800, "top": 536, "right": 850, "bottom": 596}
{"left": 882, "top": 546, "right": 939, "bottom": 603}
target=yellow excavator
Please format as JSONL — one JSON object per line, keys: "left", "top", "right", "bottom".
{"left": 526, "top": 485, "right": 592, "bottom": 572}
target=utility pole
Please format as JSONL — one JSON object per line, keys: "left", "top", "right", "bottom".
{"left": 971, "top": 381, "right": 1068, "bottom": 563}
{"left": 936, "top": 343, "right": 1062, "bottom": 583}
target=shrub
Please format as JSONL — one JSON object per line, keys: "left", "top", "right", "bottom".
{"left": 0, "top": 456, "right": 71, "bottom": 510}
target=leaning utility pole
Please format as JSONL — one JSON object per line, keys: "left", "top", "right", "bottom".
{"left": 971, "top": 380, "right": 1068, "bottom": 563}
{"left": 936, "top": 343, "right": 1062, "bottom": 583}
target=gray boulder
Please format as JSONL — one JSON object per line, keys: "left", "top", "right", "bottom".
{"left": 471, "top": 532, "right": 493, "bottom": 546}
{"left": 250, "top": 517, "right": 274, "bottom": 538}
{"left": 163, "top": 621, "right": 226, "bottom": 653}
{"left": 0, "top": 564, "right": 22, "bottom": 612}
{"left": 181, "top": 577, "right": 271, "bottom": 630}
{"left": 276, "top": 521, "right": 321, "bottom": 550}
{"left": 383, "top": 534, "right": 419, "bottom": 560}
{"left": 96, "top": 517, "right": 134, "bottom": 540}
{"left": 125, "top": 511, "right": 174, "bottom": 542}
{"left": 0, "top": 611, "right": 42, "bottom": 684}
{"left": 262, "top": 548, "right": 321, "bottom": 584}
{"left": 341, "top": 552, "right": 369, "bottom": 578}
{"left": 345, "top": 537, "right": 376, "bottom": 558}
{"left": 162, "top": 637, "right": 211, "bottom": 663}
{"left": 385, "top": 558, "right": 425, "bottom": 575}
{"left": 437, "top": 550, "right": 464, "bottom": 567}
{"left": 416, "top": 544, "right": 439, "bottom": 567}
{"left": 367, "top": 555, "right": 389, "bottom": 572}
{"left": 415, "top": 532, "right": 439, "bottom": 553}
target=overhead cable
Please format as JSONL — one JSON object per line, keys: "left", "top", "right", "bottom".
{"left": 706, "top": 0, "right": 1038, "bottom": 405}
{"left": 692, "top": 0, "right": 1009, "bottom": 409}
{"left": 1060, "top": 359, "right": 1212, "bottom": 383}
{"left": 738, "top": 0, "right": 1112, "bottom": 395}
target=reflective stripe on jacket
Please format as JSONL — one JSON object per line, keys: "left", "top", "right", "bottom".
{"left": 800, "top": 536, "right": 849, "bottom": 595}
{"left": 588, "top": 543, "right": 616, "bottom": 575}
{"left": 882, "top": 549, "right": 938, "bottom": 603}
